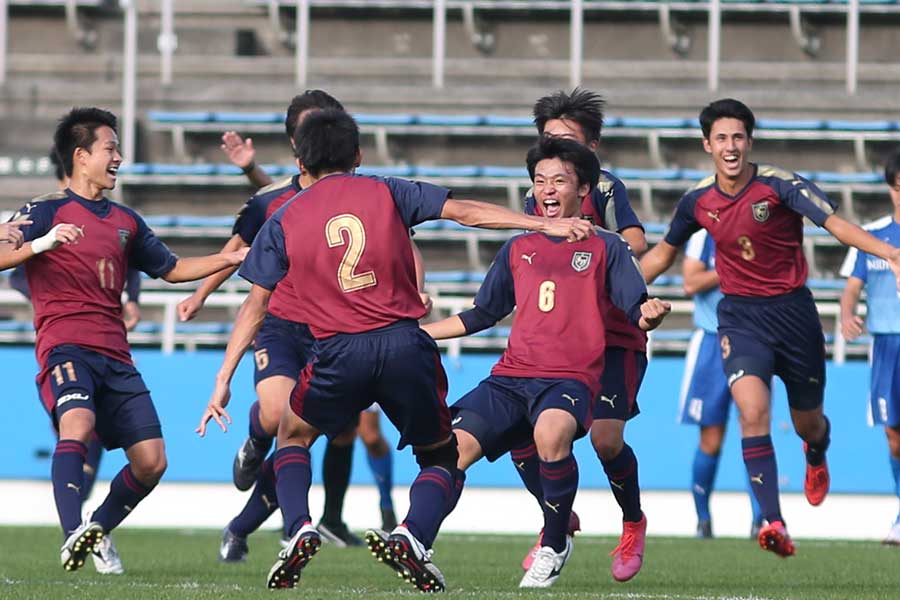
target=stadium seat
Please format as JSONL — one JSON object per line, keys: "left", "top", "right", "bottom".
{"left": 481, "top": 166, "right": 528, "bottom": 178}
{"left": 149, "top": 164, "right": 216, "bottom": 176}
{"left": 618, "top": 117, "right": 694, "bottom": 129}
{"left": 416, "top": 114, "right": 484, "bottom": 126}
{"left": 413, "top": 165, "right": 480, "bottom": 178}
{"left": 146, "top": 110, "right": 212, "bottom": 123}
{"left": 353, "top": 113, "right": 416, "bottom": 126}
{"left": 212, "top": 111, "right": 282, "bottom": 123}
{"left": 483, "top": 115, "right": 533, "bottom": 128}
{"left": 824, "top": 120, "right": 895, "bottom": 132}
{"left": 355, "top": 165, "right": 415, "bottom": 177}
{"left": 756, "top": 118, "right": 825, "bottom": 131}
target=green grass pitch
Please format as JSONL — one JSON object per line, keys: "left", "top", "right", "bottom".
{"left": 0, "top": 527, "right": 897, "bottom": 599}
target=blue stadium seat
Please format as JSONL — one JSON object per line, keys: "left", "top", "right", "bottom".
{"left": 756, "top": 118, "right": 824, "bottom": 130}
{"left": 807, "top": 278, "right": 846, "bottom": 291}
{"left": 0, "top": 321, "right": 31, "bottom": 333}
{"left": 481, "top": 166, "right": 528, "bottom": 178}
{"left": 679, "top": 169, "right": 712, "bottom": 182}
{"left": 650, "top": 330, "right": 694, "bottom": 342}
{"left": 614, "top": 168, "right": 680, "bottom": 180}
{"left": 416, "top": 114, "right": 485, "bottom": 126}
{"left": 353, "top": 113, "right": 415, "bottom": 126}
{"left": 260, "top": 164, "right": 291, "bottom": 177}
{"left": 147, "top": 110, "right": 212, "bottom": 123}
{"left": 119, "top": 163, "right": 151, "bottom": 175}
{"left": 642, "top": 223, "right": 668, "bottom": 235}
{"left": 412, "top": 220, "right": 442, "bottom": 231}
{"left": 143, "top": 215, "right": 177, "bottom": 228}
{"left": 413, "top": 166, "right": 480, "bottom": 178}
{"left": 618, "top": 117, "right": 693, "bottom": 129}
{"left": 149, "top": 164, "right": 216, "bottom": 176}
{"left": 216, "top": 164, "right": 244, "bottom": 176}
{"left": 173, "top": 216, "right": 235, "bottom": 228}
{"left": 355, "top": 165, "right": 414, "bottom": 177}
{"left": 174, "top": 322, "right": 230, "bottom": 335}
{"left": 425, "top": 271, "right": 470, "bottom": 283}
{"left": 825, "top": 120, "right": 894, "bottom": 132}
{"left": 812, "top": 171, "right": 881, "bottom": 184}
{"left": 212, "top": 112, "right": 281, "bottom": 123}
{"left": 468, "top": 272, "right": 487, "bottom": 283}
{"left": 483, "top": 115, "right": 532, "bottom": 128}
{"left": 133, "top": 322, "right": 161, "bottom": 334}
{"left": 441, "top": 220, "right": 476, "bottom": 231}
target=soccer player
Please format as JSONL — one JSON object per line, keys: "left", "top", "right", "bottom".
{"left": 181, "top": 91, "right": 399, "bottom": 556}
{"left": 517, "top": 88, "right": 650, "bottom": 582}
{"left": 678, "top": 229, "right": 763, "bottom": 538}
{"left": 640, "top": 98, "right": 900, "bottom": 557}
{"left": 839, "top": 148, "right": 900, "bottom": 545}
{"left": 196, "top": 109, "right": 593, "bottom": 591}
{"left": 0, "top": 107, "right": 247, "bottom": 573}
{"left": 7, "top": 148, "right": 144, "bottom": 574}
{"left": 0, "top": 221, "right": 28, "bottom": 248}
{"left": 416, "top": 136, "right": 670, "bottom": 588}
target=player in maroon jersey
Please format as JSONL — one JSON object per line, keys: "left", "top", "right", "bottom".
{"left": 0, "top": 107, "right": 247, "bottom": 573}
{"left": 641, "top": 98, "right": 900, "bottom": 557}
{"left": 419, "top": 136, "right": 670, "bottom": 588}
{"left": 196, "top": 109, "right": 592, "bottom": 590}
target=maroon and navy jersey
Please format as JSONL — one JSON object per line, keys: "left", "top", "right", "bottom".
{"left": 231, "top": 174, "right": 303, "bottom": 321}
{"left": 239, "top": 174, "right": 449, "bottom": 338}
{"left": 12, "top": 189, "right": 178, "bottom": 366}
{"left": 525, "top": 171, "right": 647, "bottom": 352}
{"left": 664, "top": 164, "right": 837, "bottom": 297}
{"left": 471, "top": 230, "right": 648, "bottom": 396}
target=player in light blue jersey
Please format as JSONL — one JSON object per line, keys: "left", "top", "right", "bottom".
{"left": 839, "top": 149, "right": 900, "bottom": 545}
{"left": 678, "top": 230, "right": 762, "bottom": 538}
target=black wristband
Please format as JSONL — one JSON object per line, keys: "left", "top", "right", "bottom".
{"left": 241, "top": 161, "right": 256, "bottom": 175}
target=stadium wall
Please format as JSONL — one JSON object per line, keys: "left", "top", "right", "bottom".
{"left": 0, "top": 347, "right": 889, "bottom": 495}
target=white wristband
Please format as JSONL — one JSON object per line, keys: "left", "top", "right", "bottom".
{"left": 31, "top": 224, "right": 62, "bottom": 255}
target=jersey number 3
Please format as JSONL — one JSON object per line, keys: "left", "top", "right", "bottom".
{"left": 326, "top": 214, "right": 377, "bottom": 292}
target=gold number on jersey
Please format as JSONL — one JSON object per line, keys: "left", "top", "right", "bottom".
{"left": 737, "top": 236, "right": 755, "bottom": 261}
{"left": 325, "top": 214, "right": 377, "bottom": 293}
{"left": 538, "top": 280, "right": 556, "bottom": 313}
{"left": 96, "top": 258, "right": 117, "bottom": 290}
{"left": 51, "top": 361, "right": 78, "bottom": 385}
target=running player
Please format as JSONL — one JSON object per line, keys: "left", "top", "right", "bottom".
{"left": 197, "top": 109, "right": 593, "bottom": 590}
{"left": 678, "top": 229, "right": 763, "bottom": 538}
{"left": 641, "top": 98, "right": 900, "bottom": 557}
{"left": 0, "top": 107, "right": 246, "bottom": 573}
{"left": 839, "top": 147, "right": 900, "bottom": 545}
{"left": 517, "top": 88, "right": 650, "bottom": 582}
{"left": 418, "top": 136, "right": 670, "bottom": 588}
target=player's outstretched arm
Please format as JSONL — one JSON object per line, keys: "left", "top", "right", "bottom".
{"left": 177, "top": 234, "right": 249, "bottom": 321}
{"left": 0, "top": 222, "right": 80, "bottom": 270}
{"left": 440, "top": 199, "right": 593, "bottom": 241}
{"left": 638, "top": 298, "right": 672, "bottom": 331}
{"left": 639, "top": 240, "right": 680, "bottom": 284}
{"left": 839, "top": 276, "right": 865, "bottom": 341}
{"left": 620, "top": 226, "right": 648, "bottom": 257}
{"left": 162, "top": 247, "right": 249, "bottom": 284}
{"left": 221, "top": 131, "right": 273, "bottom": 189}
{"left": 197, "top": 284, "right": 271, "bottom": 437}
{"left": 825, "top": 215, "right": 900, "bottom": 289}
{"left": 682, "top": 255, "right": 719, "bottom": 295}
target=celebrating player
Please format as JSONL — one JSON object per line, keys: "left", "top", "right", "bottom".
{"left": 197, "top": 108, "right": 592, "bottom": 590}
{"left": 839, "top": 147, "right": 900, "bottom": 545}
{"left": 641, "top": 98, "right": 900, "bottom": 557}
{"left": 517, "top": 88, "right": 650, "bottom": 582}
{"left": 418, "top": 136, "right": 669, "bottom": 588}
{"left": 0, "top": 107, "right": 247, "bottom": 573}
{"left": 678, "top": 229, "right": 763, "bottom": 538}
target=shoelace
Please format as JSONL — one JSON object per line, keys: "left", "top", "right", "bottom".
{"left": 609, "top": 531, "right": 636, "bottom": 558}
{"left": 527, "top": 548, "right": 559, "bottom": 580}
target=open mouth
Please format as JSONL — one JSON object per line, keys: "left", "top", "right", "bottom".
{"left": 542, "top": 199, "right": 561, "bottom": 217}
{"left": 722, "top": 154, "right": 740, "bottom": 169}
{"left": 106, "top": 165, "right": 120, "bottom": 179}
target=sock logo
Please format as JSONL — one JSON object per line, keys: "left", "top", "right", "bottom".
{"left": 261, "top": 494, "right": 276, "bottom": 511}
{"left": 515, "top": 461, "right": 526, "bottom": 471}
{"left": 750, "top": 473, "right": 764, "bottom": 486}
{"left": 66, "top": 482, "right": 81, "bottom": 494}
{"left": 543, "top": 500, "right": 560, "bottom": 513}
{"left": 610, "top": 480, "right": 625, "bottom": 491}
{"left": 693, "top": 484, "right": 707, "bottom": 495}
{"left": 123, "top": 505, "right": 133, "bottom": 513}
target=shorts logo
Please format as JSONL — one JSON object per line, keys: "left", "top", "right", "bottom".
{"left": 571, "top": 251, "right": 592, "bottom": 272}
{"left": 599, "top": 394, "right": 616, "bottom": 408}
{"left": 727, "top": 369, "right": 745, "bottom": 387}
{"left": 118, "top": 229, "right": 131, "bottom": 249}
{"left": 57, "top": 392, "right": 89, "bottom": 406}
{"left": 752, "top": 201, "right": 770, "bottom": 223}
{"left": 720, "top": 335, "right": 731, "bottom": 360}
{"left": 451, "top": 416, "right": 462, "bottom": 426}
{"left": 562, "top": 393, "right": 580, "bottom": 406}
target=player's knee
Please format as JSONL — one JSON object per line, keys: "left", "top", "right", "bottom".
{"left": 132, "top": 453, "right": 167, "bottom": 485}
{"left": 256, "top": 400, "right": 283, "bottom": 435}
{"left": 885, "top": 427, "right": 900, "bottom": 457}
{"left": 414, "top": 435, "right": 459, "bottom": 474}
{"left": 533, "top": 417, "right": 576, "bottom": 462}
{"left": 590, "top": 420, "right": 625, "bottom": 461}
{"left": 332, "top": 426, "right": 356, "bottom": 446}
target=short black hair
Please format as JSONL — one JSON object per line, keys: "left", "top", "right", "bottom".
{"left": 526, "top": 135, "right": 600, "bottom": 191}
{"left": 49, "top": 148, "right": 65, "bottom": 183}
{"left": 53, "top": 107, "right": 118, "bottom": 177}
{"left": 285, "top": 89, "right": 344, "bottom": 138}
{"left": 885, "top": 147, "right": 900, "bottom": 186}
{"left": 533, "top": 88, "right": 605, "bottom": 144}
{"left": 293, "top": 109, "right": 359, "bottom": 177}
{"left": 699, "top": 98, "right": 755, "bottom": 139}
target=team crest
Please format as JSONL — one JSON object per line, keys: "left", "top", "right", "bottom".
{"left": 571, "top": 251, "right": 592, "bottom": 272}
{"left": 751, "top": 201, "right": 770, "bottom": 223}
{"left": 118, "top": 229, "right": 130, "bottom": 249}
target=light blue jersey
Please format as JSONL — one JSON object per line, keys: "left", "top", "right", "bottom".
{"left": 840, "top": 216, "right": 900, "bottom": 334}
{"left": 685, "top": 230, "right": 723, "bottom": 334}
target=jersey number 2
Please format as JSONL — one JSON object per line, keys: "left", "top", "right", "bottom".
{"left": 326, "top": 214, "right": 377, "bottom": 292}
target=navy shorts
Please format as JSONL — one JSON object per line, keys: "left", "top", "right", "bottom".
{"left": 253, "top": 313, "right": 317, "bottom": 386}
{"left": 593, "top": 347, "right": 646, "bottom": 421}
{"left": 450, "top": 376, "right": 592, "bottom": 462}
{"left": 869, "top": 334, "right": 900, "bottom": 427}
{"left": 677, "top": 329, "right": 732, "bottom": 426}
{"left": 37, "top": 344, "right": 161, "bottom": 450}
{"left": 289, "top": 320, "right": 450, "bottom": 449}
{"left": 717, "top": 287, "right": 825, "bottom": 411}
